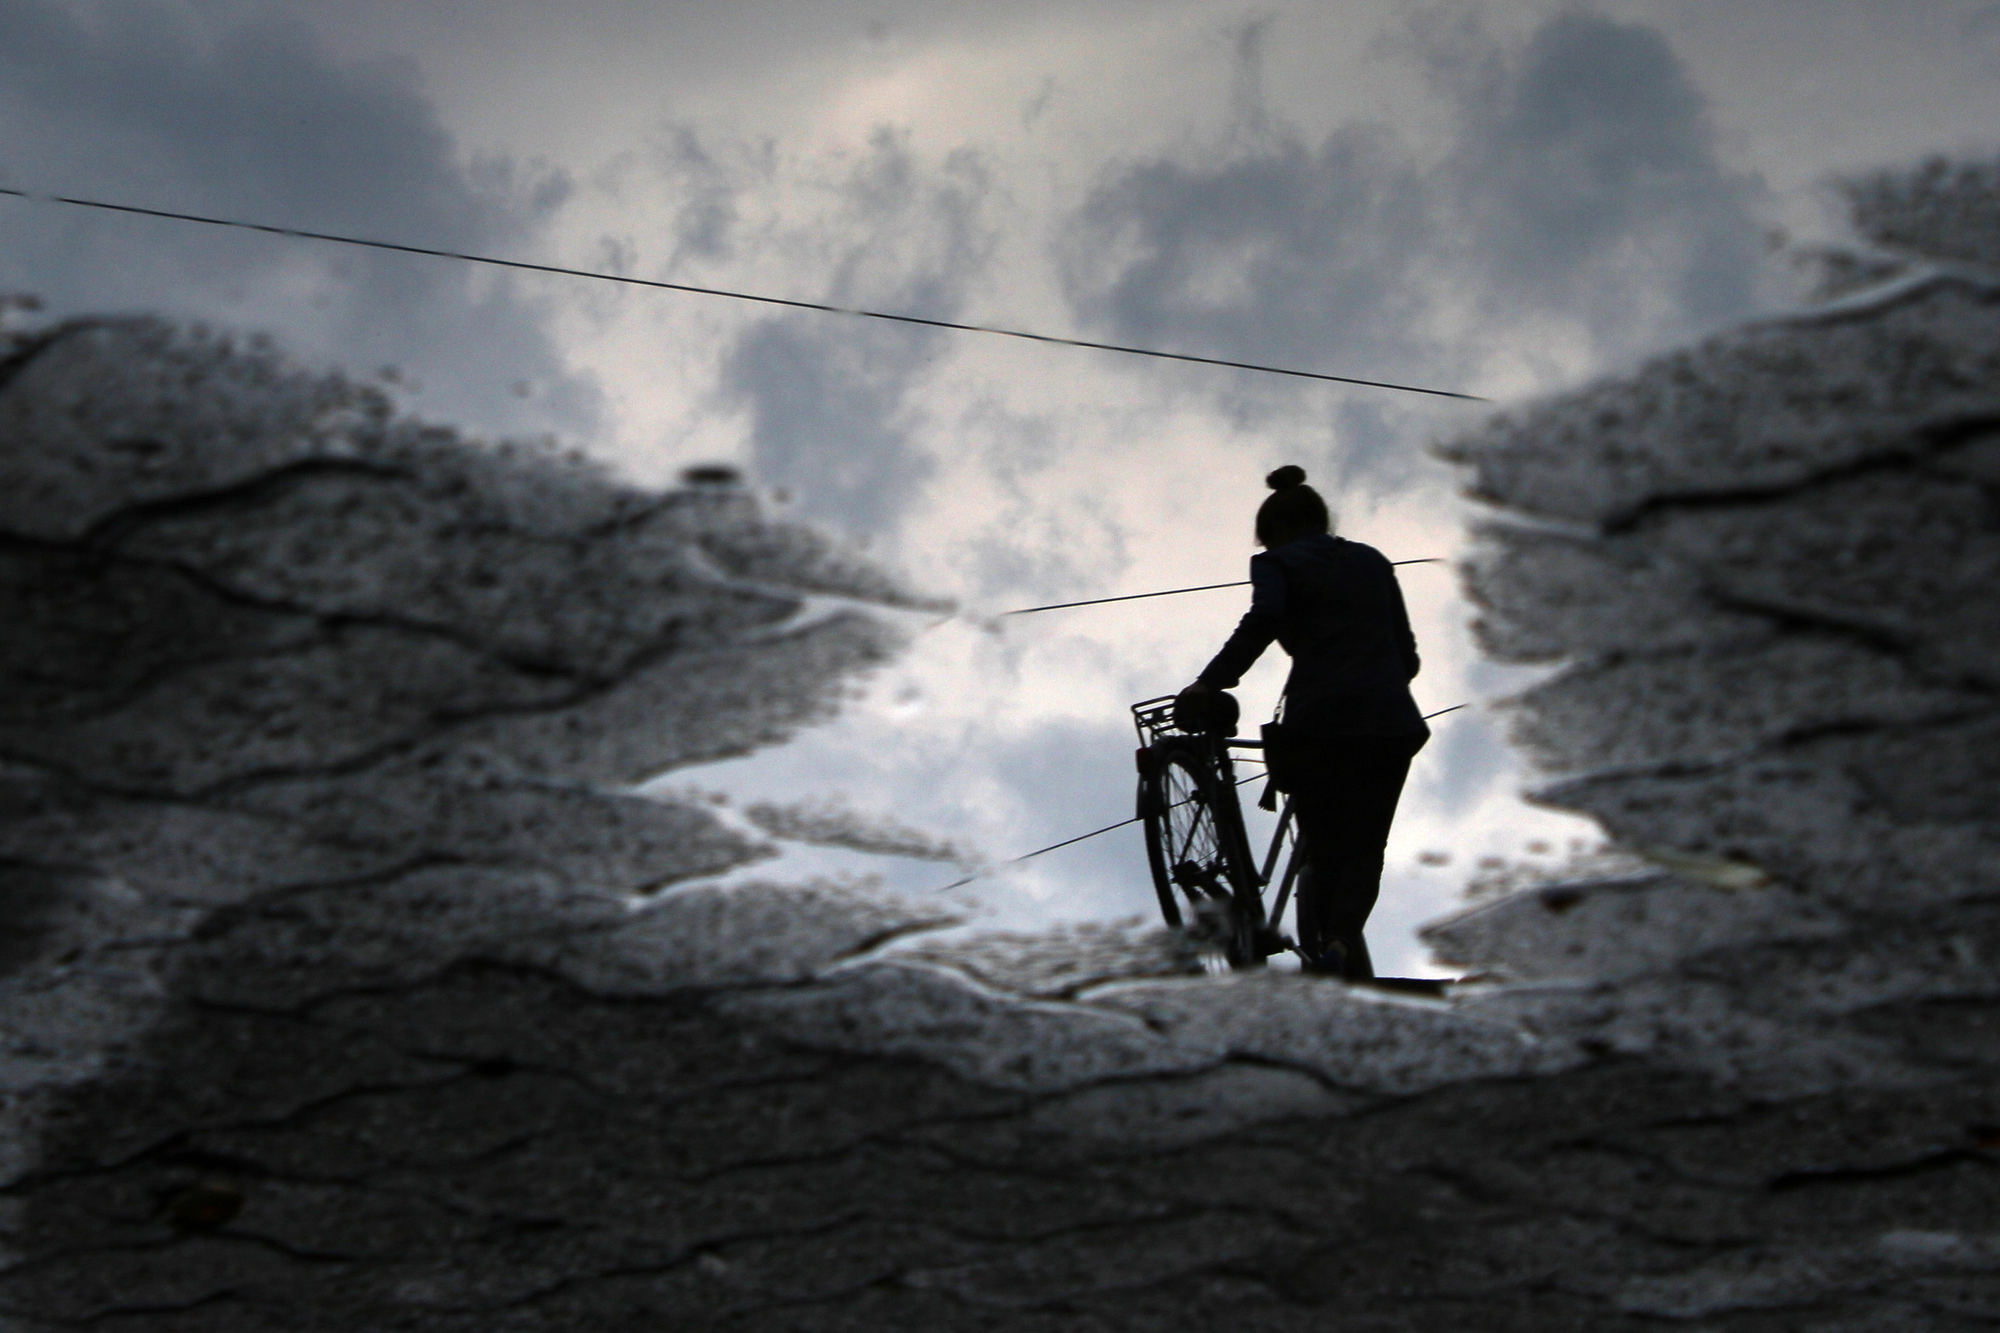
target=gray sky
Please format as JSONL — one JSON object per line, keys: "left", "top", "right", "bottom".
{"left": 6, "top": 0, "right": 1998, "bottom": 971}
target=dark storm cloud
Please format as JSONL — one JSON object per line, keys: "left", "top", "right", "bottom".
{"left": 1061, "top": 11, "right": 1766, "bottom": 428}
{"left": 1450, "top": 14, "right": 1763, "bottom": 341}
{"left": 0, "top": 1, "right": 591, "bottom": 439}
{"left": 721, "top": 316, "right": 941, "bottom": 533}
{"left": 711, "top": 131, "right": 996, "bottom": 533}
{"left": 1061, "top": 125, "right": 1436, "bottom": 388}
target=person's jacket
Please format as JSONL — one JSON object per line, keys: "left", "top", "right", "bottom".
{"left": 1196, "top": 534, "right": 1428, "bottom": 739}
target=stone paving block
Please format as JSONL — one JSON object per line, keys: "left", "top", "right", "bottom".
{"left": 1541, "top": 753, "right": 2000, "bottom": 908}
{"left": 1437, "top": 280, "right": 2000, "bottom": 526}
{"left": 1646, "top": 470, "right": 2000, "bottom": 682}
{"left": 540, "top": 879, "right": 963, "bottom": 993}
{"left": 1421, "top": 870, "right": 1847, "bottom": 983}
{"left": 1459, "top": 520, "right": 1770, "bottom": 663}
{"left": 0, "top": 772, "right": 394, "bottom": 909}
{"left": 1506, "top": 633, "right": 1982, "bottom": 776}
{"left": 230, "top": 762, "right": 763, "bottom": 897}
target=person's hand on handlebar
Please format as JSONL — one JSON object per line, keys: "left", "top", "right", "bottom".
{"left": 1173, "top": 680, "right": 1213, "bottom": 732}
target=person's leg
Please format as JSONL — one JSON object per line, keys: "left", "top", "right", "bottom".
{"left": 1289, "top": 735, "right": 1420, "bottom": 978}
{"left": 1285, "top": 787, "right": 1339, "bottom": 967}
{"left": 1342, "top": 931, "right": 1374, "bottom": 981}
{"left": 1318, "top": 736, "right": 1418, "bottom": 944}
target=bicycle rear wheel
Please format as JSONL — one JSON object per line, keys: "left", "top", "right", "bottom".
{"left": 1139, "top": 739, "right": 1261, "bottom": 965}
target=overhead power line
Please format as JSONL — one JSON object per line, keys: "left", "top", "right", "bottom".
{"left": 0, "top": 186, "right": 1487, "bottom": 401}
{"left": 1003, "top": 559, "right": 1442, "bottom": 616}
{"left": 931, "top": 702, "right": 1468, "bottom": 892}
{"left": 1005, "top": 580, "right": 1252, "bottom": 617}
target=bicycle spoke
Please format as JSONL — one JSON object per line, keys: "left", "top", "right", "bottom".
{"left": 1137, "top": 724, "right": 1286, "bottom": 969}
{"left": 1163, "top": 758, "right": 1231, "bottom": 901}
{"left": 1169, "top": 777, "right": 1203, "bottom": 867}
{"left": 1171, "top": 817, "right": 1197, "bottom": 868}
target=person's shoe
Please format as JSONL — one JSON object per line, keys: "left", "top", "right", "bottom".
{"left": 1303, "top": 940, "right": 1349, "bottom": 977}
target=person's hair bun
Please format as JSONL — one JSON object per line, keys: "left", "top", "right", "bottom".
{"left": 1266, "top": 465, "right": 1307, "bottom": 490}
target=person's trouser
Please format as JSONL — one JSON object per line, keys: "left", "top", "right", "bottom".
{"left": 1287, "top": 733, "right": 1425, "bottom": 979}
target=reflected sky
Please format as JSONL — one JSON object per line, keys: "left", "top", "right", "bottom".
{"left": 6, "top": 0, "right": 1997, "bottom": 973}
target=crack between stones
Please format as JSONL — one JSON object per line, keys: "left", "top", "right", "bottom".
{"left": 74, "top": 458, "right": 418, "bottom": 550}
{"left": 70, "top": 1288, "right": 244, "bottom": 1328}
{"left": 1767, "top": 1146, "right": 2000, "bottom": 1193}
{"left": 1524, "top": 698, "right": 2000, "bottom": 799}
{"left": 0, "top": 609, "right": 863, "bottom": 805}
{"left": 0, "top": 1070, "right": 476, "bottom": 1196}
{"left": 1597, "top": 414, "right": 2000, "bottom": 535}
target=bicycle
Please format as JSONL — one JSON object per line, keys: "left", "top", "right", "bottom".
{"left": 1131, "top": 692, "right": 1307, "bottom": 970}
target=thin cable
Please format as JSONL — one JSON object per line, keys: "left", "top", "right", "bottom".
{"left": 1002, "top": 559, "right": 1441, "bottom": 616}
{"left": 1005, "top": 580, "right": 1249, "bottom": 616}
{"left": 931, "top": 815, "right": 1145, "bottom": 893}
{"left": 931, "top": 701, "right": 1467, "bottom": 892}
{"left": 0, "top": 186, "right": 1486, "bottom": 401}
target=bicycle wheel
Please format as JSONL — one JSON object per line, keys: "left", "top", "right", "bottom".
{"left": 1139, "top": 739, "right": 1262, "bottom": 964}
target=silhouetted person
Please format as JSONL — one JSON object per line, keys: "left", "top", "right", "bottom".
{"left": 1176, "top": 466, "right": 1428, "bottom": 979}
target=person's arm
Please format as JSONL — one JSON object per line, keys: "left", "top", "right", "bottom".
{"left": 1191, "top": 554, "right": 1285, "bottom": 690}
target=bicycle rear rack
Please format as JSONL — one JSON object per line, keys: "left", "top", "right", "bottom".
{"left": 1129, "top": 695, "right": 1181, "bottom": 750}
{"left": 1131, "top": 694, "right": 1264, "bottom": 753}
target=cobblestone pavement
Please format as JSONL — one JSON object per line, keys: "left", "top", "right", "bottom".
{"left": 2, "top": 158, "right": 1997, "bottom": 1330}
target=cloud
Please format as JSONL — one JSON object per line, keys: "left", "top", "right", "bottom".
{"left": 1060, "top": 124, "right": 1438, "bottom": 390}
{"left": 653, "top": 124, "right": 757, "bottom": 271}
{"left": 1060, "top": 11, "right": 1767, "bottom": 440}
{"left": 0, "top": 0, "right": 592, "bottom": 440}
{"left": 708, "top": 130, "right": 998, "bottom": 533}
{"left": 1446, "top": 13, "right": 1765, "bottom": 343}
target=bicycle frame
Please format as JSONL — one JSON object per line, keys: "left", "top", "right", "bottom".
{"left": 1233, "top": 738, "right": 1307, "bottom": 957}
